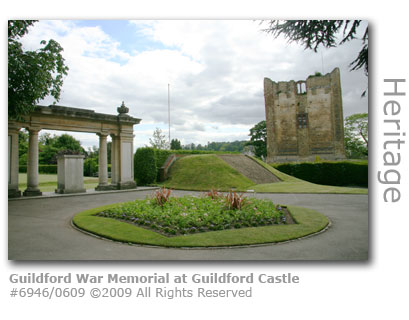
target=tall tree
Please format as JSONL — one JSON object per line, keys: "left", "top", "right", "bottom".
{"left": 262, "top": 20, "right": 368, "bottom": 94}
{"left": 8, "top": 20, "right": 69, "bottom": 119}
{"left": 149, "top": 128, "right": 169, "bottom": 150}
{"left": 344, "top": 113, "right": 368, "bottom": 159}
{"left": 170, "top": 138, "right": 182, "bottom": 150}
{"left": 247, "top": 120, "right": 267, "bottom": 158}
{"left": 39, "top": 133, "right": 84, "bottom": 164}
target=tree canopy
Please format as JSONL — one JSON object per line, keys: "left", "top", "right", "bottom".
{"left": 344, "top": 113, "right": 368, "bottom": 159}
{"left": 19, "top": 131, "right": 84, "bottom": 165}
{"left": 262, "top": 20, "right": 368, "bottom": 93}
{"left": 149, "top": 128, "right": 169, "bottom": 150}
{"left": 8, "top": 20, "right": 69, "bottom": 119}
{"left": 170, "top": 138, "right": 182, "bottom": 150}
{"left": 247, "top": 120, "right": 267, "bottom": 159}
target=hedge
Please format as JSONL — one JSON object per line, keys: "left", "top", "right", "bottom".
{"left": 19, "top": 165, "right": 57, "bottom": 174}
{"left": 272, "top": 161, "right": 368, "bottom": 187}
{"left": 134, "top": 147, "right": 157, "bottom": 185}
{"left": 19, "top": 162, "right": 111, "bottom": 176}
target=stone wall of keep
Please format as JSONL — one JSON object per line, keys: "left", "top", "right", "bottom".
{"left": 264, "top": 68, "right": 345, "bottom": 162}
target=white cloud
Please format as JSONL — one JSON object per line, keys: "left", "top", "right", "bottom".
{"left": 20, "top": 20, "right": 368, "bottom": 149}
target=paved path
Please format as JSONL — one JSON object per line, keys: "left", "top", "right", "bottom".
{"left": 8, "top": 190, "right": 368, "bottom": 260}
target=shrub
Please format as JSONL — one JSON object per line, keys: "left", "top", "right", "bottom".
{"left": 19, "top": 165, "right": 57, "bottom": 174}
{"left": 224, "top": 190, "right": 247, "bottom": 210}
{"left": 84, "top": 157, "right": 98, "bottom": 177}
{"left": 205, "top": 188, "right": 222, "bottom": 200}
{"left": 134, "top": 147, "right": 157, "bottom": 185}
{"left": 153, "top": 187, "right": 172, "bottom": 207}
{"left": 19, "top": 161, "right": 111, "bottom": 176}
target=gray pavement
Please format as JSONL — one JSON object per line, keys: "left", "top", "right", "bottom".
{"left": 8, "top": 190, "right": 368, "bottom": 260}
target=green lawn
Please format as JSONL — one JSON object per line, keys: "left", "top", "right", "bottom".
{"left": 160, "top": 155, "right": 368, "bottom": 194}
{"left": 73, "top": 203, "right": 329, "bottom": 247}
{"left": 18, "top": 173, "right": 104, "bottom": 192}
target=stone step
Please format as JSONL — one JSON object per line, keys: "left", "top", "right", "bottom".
{"left": 217, "top": 155, "right": 280, "bottom": 185}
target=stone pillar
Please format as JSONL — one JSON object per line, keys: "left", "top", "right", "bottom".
{"left": 8, "top": 127, "right": 21, "bottom": 198}
{"left": 110, "top": 134, "right": 119, "bottom": 188}
{"left": 23, "top": 128, "right": 42, "bottom": 197}
{"left": 95, "top": 132, "right": 110, "bottom": 190}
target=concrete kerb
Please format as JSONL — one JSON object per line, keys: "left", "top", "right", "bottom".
{"left": 8, "top": 186, "right": 160, "bottom": 201}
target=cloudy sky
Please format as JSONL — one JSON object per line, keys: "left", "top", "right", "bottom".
{"left": 21, "top": 20, "right": 368, "bottom": 150}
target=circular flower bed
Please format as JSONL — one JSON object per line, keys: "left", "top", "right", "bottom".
{"left": 95, "top": 190, "right": 292, "bottom": 236}
{"left": 73, "top": 188, "right": 330, "bottom": 248}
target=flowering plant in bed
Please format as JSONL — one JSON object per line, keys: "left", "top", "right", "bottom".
{"left": 95, "top": 188, "right": 289, "bottom": 236}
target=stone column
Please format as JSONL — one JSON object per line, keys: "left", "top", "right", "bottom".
{"left": 8, "top": 127, "right": 21, "bottom": 198}
{"left": 95, "top": 132, "right": 110, "bottom": 190}
{"left": 110, "top": 134, "right": 119, "bottom": 188}
{"left": 23, "top": 128, "right": 42, "bottom": 197}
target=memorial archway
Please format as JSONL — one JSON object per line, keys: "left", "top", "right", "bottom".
{"left": 8, "top": 102, "right": 141, "bottom": 197}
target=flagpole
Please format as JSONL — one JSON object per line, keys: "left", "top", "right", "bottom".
{"left": 168, "top": 83, "right": 170, "bottom": 147}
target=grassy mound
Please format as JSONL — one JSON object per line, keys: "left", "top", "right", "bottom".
{"left": 161, "top": 154, "right": 254, "bottom": 191}
{"left": 73, "top": 201, "right": 329, "bottom": 248}
{"left": 159, "top": 155, "right": 368, "bottom": 194}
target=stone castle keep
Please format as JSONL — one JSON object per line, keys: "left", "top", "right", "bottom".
{"left": 264, "top": 67, "right": 345, "bottom": 162}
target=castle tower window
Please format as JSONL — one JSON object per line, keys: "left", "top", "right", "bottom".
{"left": 297, "top": 81, "right": 306, "bottom": 94}
{"left": 297, "top": 113, "right": 308, "bottom": 128}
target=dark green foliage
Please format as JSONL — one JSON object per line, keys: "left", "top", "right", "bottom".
{"left": 173, "top": 149, "right": 240, "bottom": 155}
{"left": 170, "top": 138, "right": 182, "bottom": 150}
{"left": 273, "top": 161, "right": 368, "bottom": 187}
{"left": 247, "top": 120, "right": 267, "bottom": 158}
{"left": 181, "top": 141, "right": 247, "bottom": 152}
{"left": 84, "top": 157, "right": 98, "bottom": 177}
{"left": 263, "top": 20, "right": 368, "bottom": 76}
{"left": 19, "top": 130, "right": 84, "bottom": 165}
{"left": 19, "top": 162, "right": 111, "bottom": 176}
{"left": 8, "top": 20, "right": 69, "bottom": 119}
{"left": 39, "top": 133, "right": 84, "bottom": 164}
{"left": 204, "top": 140, "right": 248, "bottom": 152}
{"left": 154, "top": 149, "right": 173, "bottom": 168}
{"left": 18, "top": 130, "right": 29, "bottom": 165}
{"left": 344, "top": 113, "right": 368, "bottom": 159}
{"left": 19, "top": 165, "right": 57, "bottom": 174}
{"left": 134, "top": 147, "right": 157, "bottom": 185}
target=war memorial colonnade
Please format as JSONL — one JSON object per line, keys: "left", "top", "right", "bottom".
{"left": 8, "top": 102, "right": 141, "bottom": 198}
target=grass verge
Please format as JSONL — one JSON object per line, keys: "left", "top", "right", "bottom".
{"left": 72, "top": 203, "right": 329, "bottom": 247}
{"left": 18, "top": 173, "right": 104, "bottom": 192}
